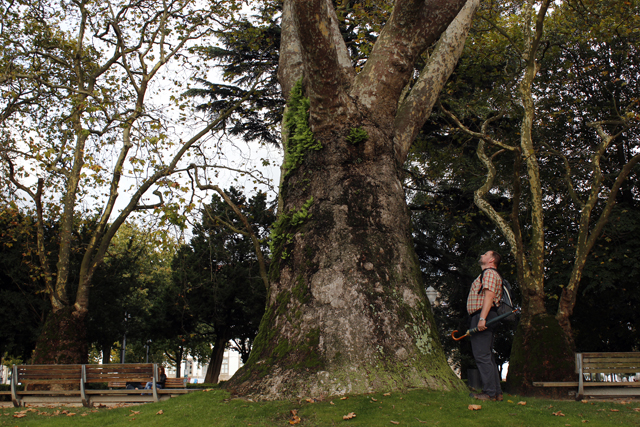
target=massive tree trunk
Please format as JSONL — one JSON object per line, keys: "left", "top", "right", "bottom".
{"left": 227, "top": 0, "right": 480, "bottom": 399}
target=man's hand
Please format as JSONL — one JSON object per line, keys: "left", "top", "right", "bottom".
{"left": 478, "top": 288, "right": 495, "bottom": 332}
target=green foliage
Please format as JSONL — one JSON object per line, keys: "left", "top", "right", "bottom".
{"left": 86, "top": 223, "right": 175, "bottom": 364}
{"left": 345, "top": 127, "right": 369, "bottom": 145}
{"left": 0, "top": 207, "right": 50, "bottom": 361}
{"left": 185, "top": 1, "right": 284, "bottom": 145}
{"left": 283, "top": 80, "right": 322, "bottom": 177}
{"left": 169, "top": 188, "right": 273, "bottom": 367}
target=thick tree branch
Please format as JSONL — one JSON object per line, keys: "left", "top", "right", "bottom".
{"left": 394, "top": 0, "right": 480, "bottom": 163}
{"left": 352, "top": 0, "right": 466, "bottom": 121}
{"left": 290, "top": 0, "right": 355, "bottom": 127}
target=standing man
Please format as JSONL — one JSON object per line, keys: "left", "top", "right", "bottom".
{"left": 467, "top": 250, "right": 503, "bottom": 401}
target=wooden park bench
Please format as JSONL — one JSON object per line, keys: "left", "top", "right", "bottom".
{"left": 533, "top": 352, "right": 640, "bottom": 400}
{"left": 10, "top": 363, "right": 195, "bottom": 407}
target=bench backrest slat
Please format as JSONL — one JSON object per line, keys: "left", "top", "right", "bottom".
{"left": 578, "top": 352, "right": 640, "bottom": 377}
{"left": 16, "top": 365, "right": 82, "bottom": 384}
{"left": 85, "top": 364, "right": 154, "bottom": 383}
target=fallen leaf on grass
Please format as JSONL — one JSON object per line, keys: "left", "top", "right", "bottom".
{"left": 582, "top": 421, "right": 589, "bottom": 423}
{"left": 156, "top": 410, "right": 164, "bottom": 415}
{"left": 67, "top": 413, "right": 76, "bottom": 417}
{"left": 553, "top": 411, "right": 565, "bottom": 416}
{"left": 289, "top": 415, "right": 301, "bottom": 425}
{"left": 507, "top": 400, "right": 514, "bottom": 403}
{"left": 81, "top": 413, "right": 88, "bottom": 417}
{"left": 371, "top": 398, "right": 378, "bottom": 402}
{"left": 383, "top": 393, "right": 391, "bottom": 396}
{"left": 343, "top": 412, "right": 356, "bottom": 420}
{"left": 390, "top": 421, "right": 400, "bottom": 425}
{"left": 633, "top": 408, "right": 640, "bottom": 412}
{"left": 610, "top": 409, "right": 619, "bottom": 412}
{"left": 13, "top": 413, "right": 27, "bottom": 418}
{"left": 581, "top": 400, "right": 588, "bottom": 404}
{"left": 468, "top": 404, "right": 482, "bottom": 410}
{"left": 341, "top": 396, "right": 349, "bottom": 400}
{"left": 518, "top": 401, "right": 527, "bottom": 406}
{"left": 330, "top": 401, "right": 335, "bottom": 405}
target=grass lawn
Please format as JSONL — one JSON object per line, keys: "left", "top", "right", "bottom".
{"left": 2, "top": 388, "right": 639, "bottom": 426}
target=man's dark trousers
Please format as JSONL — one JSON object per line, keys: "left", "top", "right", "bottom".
{"left": 469, "top": 310, "right": 502, "bottom": 397}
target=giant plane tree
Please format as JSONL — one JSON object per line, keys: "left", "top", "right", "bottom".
{"left": 226, "top": 0, "right": 482, "bottom": 399}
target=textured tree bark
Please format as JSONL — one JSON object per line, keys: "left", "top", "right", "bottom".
{"left": 205, "top": 335, "right": 229, "bottom": 384}
{"left": 227, "top": 0, "right": 477, "bottom": 399}
{"left": 32, "top": 307, "right": 89, "bottom": 365}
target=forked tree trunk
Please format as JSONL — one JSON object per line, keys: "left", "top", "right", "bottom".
{"left": 226, "top": 0, "right": 479, "bottom": 400}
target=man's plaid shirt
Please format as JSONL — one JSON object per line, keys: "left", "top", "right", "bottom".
{"left": 466, "top": 268, "right": 503, "bottom": 315}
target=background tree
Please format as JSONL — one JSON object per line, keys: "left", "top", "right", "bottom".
{"left": 172, "top": 187, "right": 273, "bottom": 383}
{"left": 0, "top": 206, "right": 49, "bottom": 361}
{"left": 432, "top": 0, "right": 640, "bottom": 394}
{"left": 0, "top": 0, "right": 258, "bottom": 363}
{"left": 86, "top": 223, "right": 175, "bottom": 364}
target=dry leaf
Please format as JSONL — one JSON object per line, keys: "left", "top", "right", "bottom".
{"left": 81, "top": 413, "right": 88, "bottom": 417}
{"left": 330, "top": 401, "right": 335, "bottom": 405}
{"left": 468, "top": 404, "right": 482, "bottom": 411}
{"left": 553, "top": 411, "right": 565, "bottom": 416}
{"left": 343, "top": 412, "right": 357, "bottom": 420}
{"left": 384, "top": 393, "right": 391, "bottom": 396}
{"left": 518, "top": 401, "right": 527, "bottom": 406}
{"left": 341, "top": 396, "right": 349, "bottom": 400}
{"left": 289, "top": 415, "right": 301, "bottom": 425}
{"left": 633, "top": 408, "right": 640, "bottom": 412}
{"left": 13, "top": 413, "right": 27, "bottom": 418}
{"left": 371, "top": 398, "right": 378, "bottom": 402}
{"left": 610, "top": 409, "right": 619, "bottom": 412}
{"left": 390, "top": 421, "right": 400, "bottom": 425}
{"left": 507, "top": 400, "right": 514, "bottom": 403}
{"left": 581, "top": 400, "right": 588, "bottom": 404}
{"left": 157, "top": 410, "right": 164, "bottom": 415}
{"left": 67, "top": 413, "right": 76, "bottom": 417}
{"left": 582, "top": 421, "right": 589, "bottom": 423}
